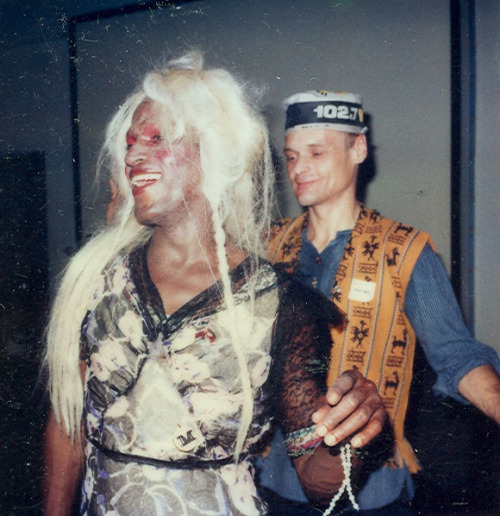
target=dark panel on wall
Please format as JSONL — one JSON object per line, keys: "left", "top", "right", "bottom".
{"left": 0, "top": 152, "right": 49, "bottom": 348}
{"left": 0, "top": 152, "right": 49, "bottom": 514}
{"left": 450, "top": 0, "right": 476, "bottom": 330}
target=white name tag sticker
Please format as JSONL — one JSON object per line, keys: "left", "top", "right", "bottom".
{"left": 348, "top": 279, "right": 376, "bottom": 302}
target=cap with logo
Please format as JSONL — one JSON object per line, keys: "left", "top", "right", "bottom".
{"left": 283, "top": 90, "right": 368, "bottom": 134}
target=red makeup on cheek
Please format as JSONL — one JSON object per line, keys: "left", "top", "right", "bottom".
{"left": 155, "top": 147, "right": 171, "bottom": 160}
{"left": 156, "top": 143, "right": 192, "bottom": 164}
{"left": 126, "top": 132, "right": 136, "bottom": 146}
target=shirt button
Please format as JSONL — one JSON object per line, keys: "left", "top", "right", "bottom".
{"left": 315, "top": 256, "right": 322, "bottom": 265}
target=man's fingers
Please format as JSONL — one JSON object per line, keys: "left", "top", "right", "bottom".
{"left": 349, "top": 410, "right": 386, "bottom": 448}
{"left": 313, "top": 369, "right": 387, "bottom": 447}
{"left": 321, "top": 406, "right": 386, "bottom": 447}
{"left": 311, "top": 405, "right": 331, "bottom": 426}
{"left": 313, "top": 392, "right": 367, "bottom": 439}
{"left": 325, "top": 370, "right": 358, "bottom": 406}
{"left": 317, "top": 380, "right": 377, "bottom": 430}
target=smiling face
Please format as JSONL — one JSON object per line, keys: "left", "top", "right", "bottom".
{"left": 284, "top": 128, "right": 367, "bottom": 210}
{"left": 124, "top": 100, "right": 203, "bottom": 227}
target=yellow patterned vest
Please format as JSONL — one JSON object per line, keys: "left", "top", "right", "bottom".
{"left": 268, "top": 206, "right": 433, "bottom": 473}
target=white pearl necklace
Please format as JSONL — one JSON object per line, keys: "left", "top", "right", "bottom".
{"left": 323, "top": 444, "right": 360, "bottom": 515}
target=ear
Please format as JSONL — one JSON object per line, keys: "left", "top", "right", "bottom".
{"left": 353, "top": 134, "right": 368, "bottom": 164}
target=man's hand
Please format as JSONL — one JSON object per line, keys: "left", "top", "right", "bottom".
{"left": 311, "top": 369, "right": 387, "bottom": 448}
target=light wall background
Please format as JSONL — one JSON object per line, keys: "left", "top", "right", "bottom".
{"left": 0, "top": 0, "right": 497, "bottom": 352}
{"left": 77, "top": 0, "right": 452, "bottom": 276}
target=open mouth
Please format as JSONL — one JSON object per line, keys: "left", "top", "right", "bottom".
{"left": 129, "top": 171, "right": 162, "bottom": 191}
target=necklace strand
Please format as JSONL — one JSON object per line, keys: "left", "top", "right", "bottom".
{"left": 322, "top": 443, "right": 359, "bottom": 515}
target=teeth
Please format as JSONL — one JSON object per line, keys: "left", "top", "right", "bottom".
{"left": 130, "top": 173, "right": 161, "bottom": 186}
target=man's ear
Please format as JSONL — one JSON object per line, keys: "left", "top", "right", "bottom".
{"left": 353, "top": 134, "right": 368, "bottom": 164}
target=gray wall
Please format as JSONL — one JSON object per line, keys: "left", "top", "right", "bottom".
{"left": 475, "top": 0, "right": 499, "bottom": 347}
{"left": 77, "top": 0, "right": 452, "bottom": 275}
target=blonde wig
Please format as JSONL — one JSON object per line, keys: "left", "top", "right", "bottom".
{"left": 45, "top": 52, "right": 276, "bottom": 457}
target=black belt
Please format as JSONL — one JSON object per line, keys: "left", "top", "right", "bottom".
{"left": 89, "top": 437, "right": 246, "bottom": 470}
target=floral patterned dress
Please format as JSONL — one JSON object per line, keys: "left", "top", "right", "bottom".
{"left": 79, "top": 243, "right": 339, "bottom": 515}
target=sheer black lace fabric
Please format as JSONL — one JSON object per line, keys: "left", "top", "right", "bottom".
{"left": 269, "top": 277, "right": 343, "bottom": 435}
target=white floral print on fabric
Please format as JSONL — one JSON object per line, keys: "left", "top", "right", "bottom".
{"left": 80, "top": 251, "right": 279, "bottom": 515}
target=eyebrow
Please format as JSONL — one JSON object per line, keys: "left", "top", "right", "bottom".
{"left": 284, "top": 143, "right": 326, "bottom": 152}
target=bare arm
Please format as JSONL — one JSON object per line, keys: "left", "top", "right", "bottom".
{"left": 312, "top": 369, "right": 388, "bottom": 448}
{"left": 294, "top": 398, "right": 393, "bottom": 506}
{"left": 43, "top": 411, "right": 84, "bottom": 516}
{"left": 293, "top": 444, "right": 362, "bottom": 506}
{"left": 43, "top": 360, "right": 86, "bottom": 515}
{"left": 458, "top": 364, "right": 500, "bottom": 425}
{"left": 295, "top": 370, "right": 392, "bottom": 505}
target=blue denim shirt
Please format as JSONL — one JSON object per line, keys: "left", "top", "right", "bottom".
{"left": 258, "top": 229, "right": 500, "bottom": 510}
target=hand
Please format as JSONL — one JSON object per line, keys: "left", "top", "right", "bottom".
{"left": 312, "top": 369, "right": 387, "bottom": 448}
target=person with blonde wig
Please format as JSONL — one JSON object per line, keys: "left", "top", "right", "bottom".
{"left": 43, "top": 53, "right": 391, "bottom": 515}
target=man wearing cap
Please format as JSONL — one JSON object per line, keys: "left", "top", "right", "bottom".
{"left": 257, "top": 90, "right": 500, "bottom": 513}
